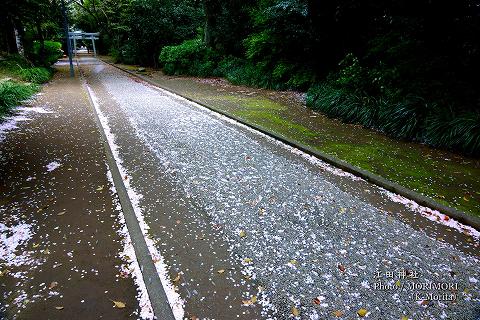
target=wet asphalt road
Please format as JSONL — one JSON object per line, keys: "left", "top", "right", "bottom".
{"left": 0, "top": 64, "right": 141, "bottom": 319}
{"left": 77, "top": 56, "right": 480, "bottom": 320}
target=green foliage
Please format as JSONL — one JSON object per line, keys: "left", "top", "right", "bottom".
{"left": 88, "top": 0, "right": 203, "bottom": 66}
{"left": 286, "top": 68, "right": 315, "bottom": 90}
{"left": 1, "top": 0, "right": 63, "bottom": 57}
{"left": 335, "top": 54, "right": 364, "bottom": 89}
{"left": 244, "top": 31, "right": 273, "bottom": 61}
{"left": 425, "top": 111, "right": 480, "bottom": 156}
{"left": 109, "top": 47, "right": 122, "bottom": 64}
{"left": 306, "top": 45, "right": 480, "bottom": 155}
{"left": 160, "top": 39, "right": 219, "bottom": 77}
{"left": 1, "top": 54, "right": 32, "bottom": 69}
{"left": 223, "top": 61, "right": 272, "bottom": 88}
{"left": 307, "top": 82, "right": 479, "bottom": 155}
{"left": 30, "top": 41, "right": 63, "bottom": 66}
{"left": 307, "top": 83, "right": 375, "bottom": 127}
{"left": 376, "top": 96, "right": 425, "bottom": 140}
{"left": 0, "top": 80, "right": 38, "bottom": 116}
{"left": 20, "top": 67, "right": 52, "bottom": 84}
{"left": 0, "top": 54, "right": 53, "bottom": 84}
{"left": 159, "top": 40, "right": 314, "bottom": 91}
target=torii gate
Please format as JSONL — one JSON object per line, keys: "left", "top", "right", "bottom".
{"left": 68, "top": 31, "right": 100, "bottom": 57}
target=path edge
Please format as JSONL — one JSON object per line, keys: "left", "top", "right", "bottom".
{"left": 101, "top": 59, "right": 480, "bottom": 231}
{"left": 78, "top": 60, "right": 176, "bottom": 320}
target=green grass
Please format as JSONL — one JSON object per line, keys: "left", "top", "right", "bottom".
{"left": 0, "top": 55, "right": 53, "bottom": 84}
{"left": 0, "top": 55, "right": 53, "bottom": 118}
{"left": 0, "top": 80, "right": 38, "bottom": 116}
{"left": 221, "top": 95, "right": 315, "bottom": 139}
{"left": 20, "top": 67, "right": 52, "bottom": 84}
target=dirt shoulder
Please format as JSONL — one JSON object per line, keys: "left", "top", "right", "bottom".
{"left": 103, "top": 57, "right": 480, "bottom": 219}
{"left": 0, "top": 62, "right": 141, "bottom": 319}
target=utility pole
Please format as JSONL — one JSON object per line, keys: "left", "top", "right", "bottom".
{"left": 61, "top": 0, "right": 74, "bottom": 77}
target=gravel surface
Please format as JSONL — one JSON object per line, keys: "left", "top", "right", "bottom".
{"left": 86, "top": 59, "right": 480, "bottom": 320}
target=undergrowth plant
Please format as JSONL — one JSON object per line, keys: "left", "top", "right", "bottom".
{"left": 0, "top": 80, "right": 38, "bottom": 116}
{"left": 20, "top": 67, "right": 52, "bottom": 84}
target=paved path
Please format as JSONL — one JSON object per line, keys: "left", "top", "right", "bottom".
{"left": 79, "top": 57, "right": 479, "bottom": 319}
{"left": 1, "top": 56, "right": 479, "bottom": 320}
{"left": 0, "top": 62, "right": 142, "bottom": 318}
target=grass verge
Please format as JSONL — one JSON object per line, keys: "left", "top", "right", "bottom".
{"left": 0, "top": 80, "right": 38, "bottom": 115}
{"left": 0, "top": 54, "right": 52, "bottom": 118}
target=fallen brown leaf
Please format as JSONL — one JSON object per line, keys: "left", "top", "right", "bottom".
{"left": 332, "top": 310, "right": 344, "bottom": 317}
{"left": 242, "top": 295, "right": 257, "bottom": 305}
{"left": 420, "top": 300, "right": 429, "bottom": 306}
{"left": 172, "top": 273, "right": 181, "bottom": 283}
{"left": 291, "top": 306, "right": 300, "bottom": 317}
{"left": 112, "top": 300, "right": 126, "bottom": 308}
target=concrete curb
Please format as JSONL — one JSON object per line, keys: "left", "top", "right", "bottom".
{"left": 78, "top": 60, "right": 176, "bottom": 320}
{"left": 101, "top": 59, "right": 480, "bottom": 231}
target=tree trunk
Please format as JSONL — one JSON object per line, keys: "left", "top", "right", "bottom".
{"left": 202, "top": 0, "right": 220, "bottom": 48}
{"left": 36, "top": 21, "right": 45, "bottom": 65}
{"left": 5, "top": 18, "right": 19, "bottom": 54}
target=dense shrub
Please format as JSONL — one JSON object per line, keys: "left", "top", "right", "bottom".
{"left": 1, "top": 55, "right": 53, "bottom": 84}
{"left": 159, "top": 39, "right": 219, "bottom": 77}
{"left": 1, "top": 54, "right": 32, "bottom": 69}
{"left": 307, "top": 81, "right": 479, "bottom": 156}
{"left": 424, "top": 111, "right": 480, "bottom": 155}
{"left": 109, "top": 47, "right": 122, "bottom": 64}
{"left": 222, "top": 60, "right": 272, "bottom": 88}
{"left": 20, "top": 67, "right": 52, "bottom": 84}
{"left": 30, "top": 41, "right": 63, "bottom": 67}
{"left": 159, "top": 39, "right": 314, "bottom": 91}
{"left": 0, "top": 80, "right": 38, "bottom": 116}
{"left": 0, "top": 54, "right": 50, "bottom": 118}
